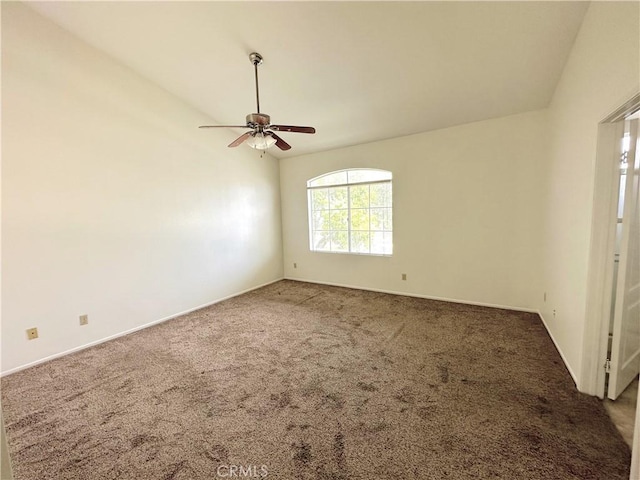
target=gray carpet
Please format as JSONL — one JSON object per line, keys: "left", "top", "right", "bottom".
{"left": 1, "top": 280, "right": 631, "bottom": 479}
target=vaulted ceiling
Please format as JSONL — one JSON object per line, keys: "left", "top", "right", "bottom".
{"left": 28, "top": 1, "right": 589, "bottom": 158}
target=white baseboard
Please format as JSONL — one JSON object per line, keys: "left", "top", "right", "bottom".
{"left": 1, "top": 277, "right": 284, "bottom": 377}
{"left": 284, "top": 276, "right": 538, "bottom": 313}
{"left": 536, "top": 310, "right": 579, "bottom": 386}
{"left": 6, "top": 277, "right": 576, "bottom": 388}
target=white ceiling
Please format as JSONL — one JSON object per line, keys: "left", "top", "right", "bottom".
{"left": 28, "top": 1, "right": 589, "bottom": 159}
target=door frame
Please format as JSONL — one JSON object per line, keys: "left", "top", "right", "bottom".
{"left": 582, "top": 93, "right": 640, "bottom": 398}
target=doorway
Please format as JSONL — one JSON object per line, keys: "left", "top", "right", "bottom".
{"left": 605, "top": 114, "right": 640, "bottom": 401}
{"left": 582, "top": 94, "right": 640, "bottom": 477}
{"left": 602, "top": 113, "right": 640, "bottom": 451}
{"left": 583, "top": 95, "right": 640, "bottom": 399}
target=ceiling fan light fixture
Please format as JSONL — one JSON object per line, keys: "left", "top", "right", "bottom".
{"left": 247, "top": 132, "right": 277, "bottom": 150}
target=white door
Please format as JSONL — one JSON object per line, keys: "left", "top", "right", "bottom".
{"left": 608, "top": 119, "right": 640, "bottom": 400}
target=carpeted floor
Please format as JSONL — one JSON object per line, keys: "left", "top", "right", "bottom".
{"left": 1, "top": 280, "right": 631, "bottom": 479}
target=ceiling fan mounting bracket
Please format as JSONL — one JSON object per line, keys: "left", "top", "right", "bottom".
{"left": 249, "top": 52, "right": 263, "bottom": 67}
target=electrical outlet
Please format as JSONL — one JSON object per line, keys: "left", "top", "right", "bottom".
{"left": 79, "top": 314, "right": 88, "bottom": 326}
{"left": 402, "top": 273, "right": 407, "bottom": 281}
{"left": 544, "top": 292, "right": 547, "bottom": 302}
{"left": 553, "top": 309, "right": 556, "bottom": 317}
{"left": 293, "top": 262, "right": 297, "bottom": 269}
{"left": 26, "top": 328, "right": 38, "bottom": 340}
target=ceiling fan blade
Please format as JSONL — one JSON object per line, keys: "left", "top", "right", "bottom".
{"left": 269, "top": 132, "right": 292, "bottom": 151}
{"left": 199, "top": 125, "right": 248, "bottom": 129}
{"left": 228, "top": 131, "right": 253, "bottom": 148}
{"left": 269, "top": 125, "right": 316, "bottom": 134}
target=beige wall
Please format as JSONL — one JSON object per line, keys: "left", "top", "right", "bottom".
{"left": 541, "top": 1, "right": 639, "bottom": 387}
{"left": 280, "top": 110, "right": 548, "bottom": 311}
{"left": 1, "top": 4, "right": 284, "bottom": 374}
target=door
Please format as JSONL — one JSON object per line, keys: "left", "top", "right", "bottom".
{"left": 608, "top": 118, "right": 640, "bottom": 400}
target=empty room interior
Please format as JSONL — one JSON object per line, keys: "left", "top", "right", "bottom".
{"left": 2, "top": 1, "right": 640, "bottom": 479}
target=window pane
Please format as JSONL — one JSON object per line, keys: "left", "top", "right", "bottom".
{"left": 370, "top": 231, "right": 385, "bottom": 254}
{"left": 312, "top": 189, "right": 329, "bottom": 210}
{"left": 351, "top": 231, "right": 370, "bottom": 253}
{"left": 329, "top": 186, "right": 348, "bottom": 209}
{"left": 347, "top": 169, "right": 392, "bottom": 184}
{"left": 351, "top": 209, "right": 370, "bottom": 231}
{"left": 309, "top": 171, "right": 348, "bottom": 187}
{"left": 313, "top": 210, "right": 331, "bottom": 231}
{"left": 331, "top": 231, "right": 349, "bottom": 252}
{"left": 370, "top": 208, "right": 385, "bottom": 231}
{"left": 383, "top": 232, "right": 393, "bottom": 255}
{"left": 370, "top": 183, "right": 391, "bottom": 207}
{"left": 313, "top": 231, "right": 331, "bottom": 251}
{"left": 384, "top": 208, "right": 393, "bottom": 231}
{"left": 329, "top": 210, "right": 348, "bottom": 230}
{"left": 350, "top": 185, "right": 370, "bottom": 209}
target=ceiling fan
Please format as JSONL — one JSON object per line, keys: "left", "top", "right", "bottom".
{"left": 199, "top": 52, "right": 315, "bottom": 151}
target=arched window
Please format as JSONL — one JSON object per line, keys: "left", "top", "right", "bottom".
{"left": 307, "top": 169, "right": 392, "bottom": 255}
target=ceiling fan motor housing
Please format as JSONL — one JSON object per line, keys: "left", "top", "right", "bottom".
{"left": 247, "top": 113, "right": 270, "bottom": 128}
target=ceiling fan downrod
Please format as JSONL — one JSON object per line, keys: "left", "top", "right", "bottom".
{"left": 250, "top": 52, "right": 263, "bottom": 114}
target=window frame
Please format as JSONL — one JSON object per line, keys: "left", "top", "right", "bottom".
{"left": 307, "top": 168, "right": 393, "bottom": 256}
